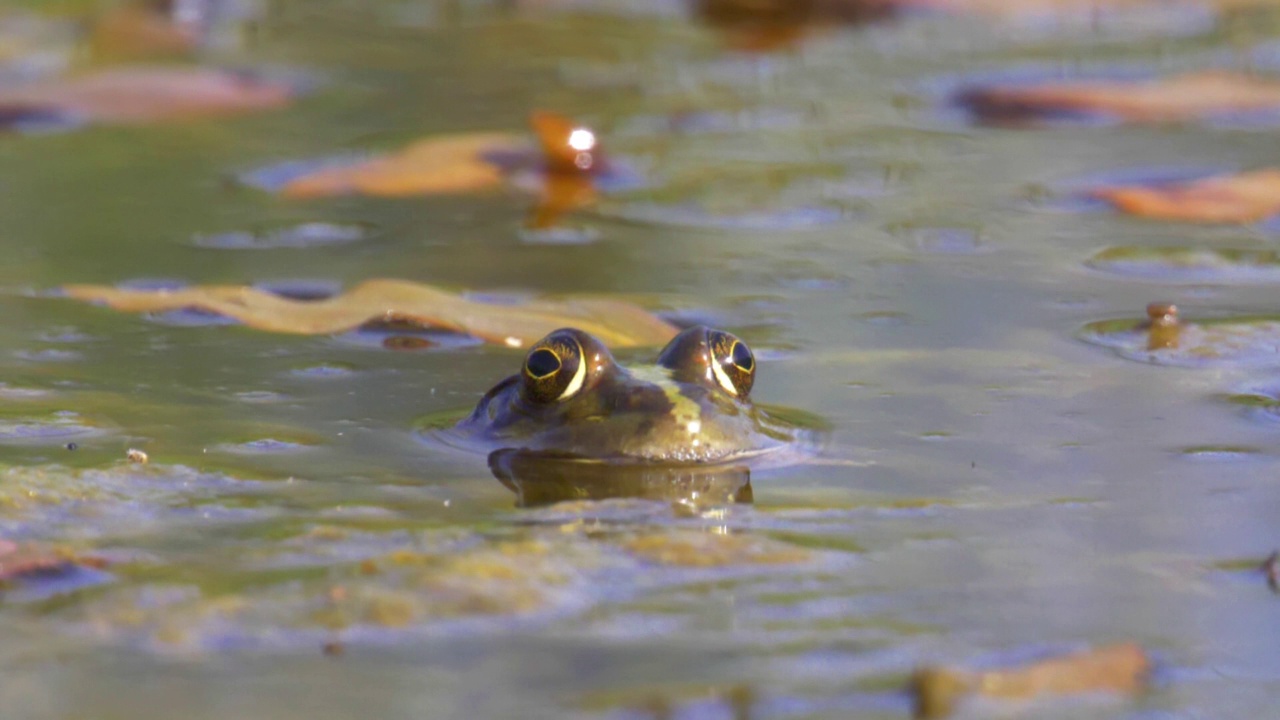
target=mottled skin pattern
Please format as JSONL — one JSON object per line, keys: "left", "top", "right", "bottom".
{"left": 451, "top": 326, "right": 797, "bottom": 463}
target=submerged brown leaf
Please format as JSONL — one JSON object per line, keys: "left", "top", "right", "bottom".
{"left": 911, "top": 642, "right": 1150, "bottom": 719}
{"left": 277, "top": 111, "right": 610, "bottom": 236}
{"left": 62, "top": 279, "right": 679, "bottom": 348}
{"left": 0, "top": 540, "right": 107, "bottom": 585}
{"left": 0, "top": 66, "right": 293, "bottom": 125}
{"left": 1092, "top": 169, "right": 1280, "bottom": 223}
{"left": 959, "top": 72, "right": 1280, "bottom": 125}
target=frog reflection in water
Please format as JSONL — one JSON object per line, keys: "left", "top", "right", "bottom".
{"left": 448, "top": 325, "right": 810, "bottom": 507}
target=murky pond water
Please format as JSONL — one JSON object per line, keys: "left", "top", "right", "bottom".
{"left": 4, "top": 0, "right": 1280, "bottom": 718}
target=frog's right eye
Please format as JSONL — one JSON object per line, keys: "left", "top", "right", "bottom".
{"left": 521, "top": 332, "right": 586, "bottom": 404}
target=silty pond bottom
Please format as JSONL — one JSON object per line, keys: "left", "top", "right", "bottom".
{"left": 3, "top": 0, "right": 1280, "bottom": 718}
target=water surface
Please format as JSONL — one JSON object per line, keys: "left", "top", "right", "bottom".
{"left": 2, "top": 1, "right": 1280, "bottom": 718}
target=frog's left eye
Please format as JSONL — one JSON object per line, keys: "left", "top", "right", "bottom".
{"left": 709, "top": 331, "right": 754, "bottom": 399}
{"left": 521, "top": 334, "right": 586, "bottom": 404}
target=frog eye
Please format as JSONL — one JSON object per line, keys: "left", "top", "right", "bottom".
{"left": 709, "top": 331, "right": 755, "bottom": 399}
{"left": 521, "top": 334, "right": 586, "bottom": 404}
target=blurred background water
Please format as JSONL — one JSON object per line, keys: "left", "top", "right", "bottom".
{"left": 3, "top": 0, "right": 1280, "bottom": 718}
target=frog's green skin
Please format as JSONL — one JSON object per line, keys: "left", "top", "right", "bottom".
{"left": 451, "top": 325, "right": 799, "bottom": 463}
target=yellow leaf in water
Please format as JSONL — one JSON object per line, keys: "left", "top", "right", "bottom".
{"left": 61, "top": 279, "right": 679, "bottom": 349}
{"left": 281, "top": 132, "right": 524, "bottom": 198}
{"left": 0, "top": 66, "right": 293, "bottom": 124}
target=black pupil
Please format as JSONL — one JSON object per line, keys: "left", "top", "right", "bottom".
{"left": 526, "top": 348, "right": 561, "bottom": 378}
{"left": 731, "top": 341, "right": 753, "bottom": 371}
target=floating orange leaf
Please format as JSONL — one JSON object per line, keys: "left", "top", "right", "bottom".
{"left": 958, "top": 72, "right": 1280, "bottom": 125}
{"left": 911, "top": 642, "right": 1150, "bottom": 719}
{"left": 273, "top": 112, "right": 614, "bottom": 230}
{"left": 0, "top": 66, "right": 293, "bottom": 125}
{"left": 280, "top": 132, "right": 523, "bottom": 199}
{"left": 1092, "top": 169, "right": 1280, "bottom": 223}
{"left": 61, "top": 279, "right": 680, "bottom": 349}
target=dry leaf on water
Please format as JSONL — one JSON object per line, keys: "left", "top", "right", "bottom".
{"left": 957, "top": 72, "right": 1280, "bottom": 125}
{"left": 279, "top": 112, "right": 607, "bottom": 234}
{"left": 281, "top": 132, "right": 523, "bottom": 198}
{"left": 911, "top": 642, "right": 1150, "bottom": 719}
{"left": 62, "top": 279, "right": 679, "bottom": 349}
{"left": 0, "top": 66, "right": 294, "bottom": 125}
{"left": 1092, "top": 169, "right": 1280, "bottom": 223}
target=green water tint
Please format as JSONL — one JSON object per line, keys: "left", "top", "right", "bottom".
{"left": 1087, "top": 247, "right": 1280, "bottom": 283}
{"left": 7, "top": 0, "right": 1280, "bottom": 718}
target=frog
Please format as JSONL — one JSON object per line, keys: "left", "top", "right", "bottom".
{"left": 446, "top": 325, "right": 805, "bottom": 464}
